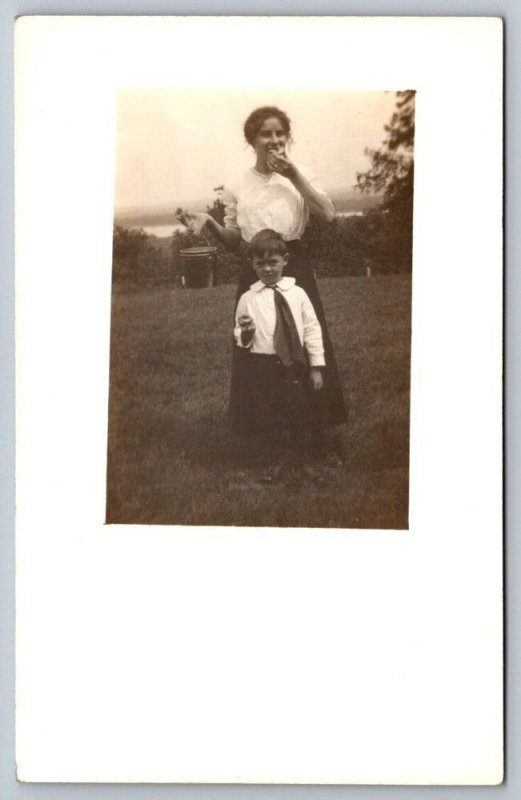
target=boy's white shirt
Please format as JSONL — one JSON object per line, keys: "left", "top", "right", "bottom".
{"left": 234, "top": 276, "right": 325, "bottom": 367}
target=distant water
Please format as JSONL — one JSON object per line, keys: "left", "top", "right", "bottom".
{"left": 134, "top": 212, "right": 363, "bottom": 239}
{"left": 133, "top": 223, "right": 185, "bottom": 238}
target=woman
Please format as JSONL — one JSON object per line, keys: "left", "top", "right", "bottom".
{"left": 180, "top": 105, "right": 347, "bottom": 436}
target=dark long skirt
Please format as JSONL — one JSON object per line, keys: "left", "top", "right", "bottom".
{"left": 229, "top": 239, "right": 348, "bottom": 435}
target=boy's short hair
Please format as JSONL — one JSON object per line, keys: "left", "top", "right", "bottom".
{"left": 248, "top": 229, "right": 288, "bottom": 258}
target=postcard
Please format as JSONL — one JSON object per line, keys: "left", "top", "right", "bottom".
{"left": 15, "top": 16, "right": 503, "bottom": 784}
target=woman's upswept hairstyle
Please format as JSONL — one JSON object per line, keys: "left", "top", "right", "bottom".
{"left": 243, "top": 106, "right": 292, "bottom": 146}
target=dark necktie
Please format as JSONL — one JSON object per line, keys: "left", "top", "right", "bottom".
{"left": 270, "top": 286, "right": 307, "bottom": 367}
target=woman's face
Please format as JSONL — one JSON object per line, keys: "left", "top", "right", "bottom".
{"left": 252, "top": 116, "right": 289, "bottom": 159}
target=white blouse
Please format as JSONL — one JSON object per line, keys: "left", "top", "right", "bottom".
{"left": 222, "top": 165, "right": 329, "bottom": 243}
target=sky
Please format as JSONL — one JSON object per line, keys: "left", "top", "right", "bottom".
{"left": 115, "top": 87, "right": 398, "bottom": 212}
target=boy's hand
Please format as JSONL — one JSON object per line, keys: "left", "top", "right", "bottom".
{"left": 309, "top": 367, "right": 323, "bottom": 391}
{"left": 238, "top": 315, "right": 255, "bottom": 345}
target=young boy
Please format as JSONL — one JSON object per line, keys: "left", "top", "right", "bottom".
{"left": 234, "top": 229, "right": 324, "bottom": 449}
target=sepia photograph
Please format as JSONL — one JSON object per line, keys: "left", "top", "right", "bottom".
{"left": 14, "top": 16, "right": 503, "bottom": 785}
{"left": 106, "top": 87, "right": 414, "bottom": 528}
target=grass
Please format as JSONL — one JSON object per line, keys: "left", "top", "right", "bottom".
{"left": 106, "top": 275, "right": 411, "bottom": 528}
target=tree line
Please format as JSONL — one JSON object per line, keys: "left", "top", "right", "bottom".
{"left": 112, "top": 91, "right": 415, "bottom": 288}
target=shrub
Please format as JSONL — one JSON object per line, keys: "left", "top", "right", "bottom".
{"left": 112, "top": 225, "right": 173, "bottom": 288}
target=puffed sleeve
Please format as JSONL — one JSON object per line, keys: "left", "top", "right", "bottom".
{"left": 222, "top": 185, "right": 240, "bottom": 231}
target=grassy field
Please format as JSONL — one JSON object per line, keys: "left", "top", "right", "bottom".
{"left": 106, "top": 275, "right": 411, "bottom": 528}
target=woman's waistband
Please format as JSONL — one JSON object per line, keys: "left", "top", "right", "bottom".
{"left": 242, "top": 237, "right": 302, "bottom": 246}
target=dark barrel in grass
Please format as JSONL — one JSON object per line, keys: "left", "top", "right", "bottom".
{"left": 179, "top": 246, "right": 217, "bottom": 288}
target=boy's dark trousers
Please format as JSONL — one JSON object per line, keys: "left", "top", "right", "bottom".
{"left": 233, "top": 351, "right": 324, "bottom": 442}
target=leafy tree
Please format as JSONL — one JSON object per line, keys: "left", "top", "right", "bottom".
{"left": 356, "top": 91, "right": 415, "bottom": 271}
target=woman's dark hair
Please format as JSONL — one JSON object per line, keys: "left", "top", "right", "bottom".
{"left": 248, "top": 229, "right": 288, "bottom": 258}
{"left": 243, "top": 106, "right": 292, "bottom": 146}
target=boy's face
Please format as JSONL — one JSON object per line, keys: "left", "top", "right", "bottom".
{"left": 252, "top": 251, "right": 288, "bottom": 286}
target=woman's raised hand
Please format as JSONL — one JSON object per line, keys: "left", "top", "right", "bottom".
{"left": 176, "top": 210, "right": 210, "bottom": 235}
{"left": 266, "top": 150, "right": 296, "bottom": 178}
